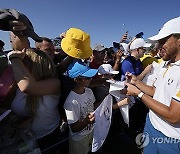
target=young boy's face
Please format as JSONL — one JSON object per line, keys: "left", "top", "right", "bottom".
{"left": 75, "top": 76, "right": 92, "bottom": 87}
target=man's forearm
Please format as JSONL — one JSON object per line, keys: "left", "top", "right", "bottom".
{"left": 135, "top": 80, "right": 155, "bottom": 97}
{"left": 141, "top": 93, "right": 179, "bottom": 124}
{"left": 113, "top": 59, "right": 121, "bottom": 71}
{"left": 11, "top": 59, "right": 34, "bottom": 92}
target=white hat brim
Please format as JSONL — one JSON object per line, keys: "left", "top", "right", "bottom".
{"left": 110, "top": 71, "right": 119, "bottom": 74}
{"left": 144, "top": 43, "right": 151, "bottom": 48}
{"left": 148, "top": 33, "right": 171, "bottom": 41}
{"left": 98, "top": 70, "right": 119, "bottom": 75}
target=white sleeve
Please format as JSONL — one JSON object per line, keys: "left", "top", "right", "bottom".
{"left": 64, "top": 99, "right": 80, "bottom": 125}
{"left": 172, "top": 79, "right": 180, "bottom": 103}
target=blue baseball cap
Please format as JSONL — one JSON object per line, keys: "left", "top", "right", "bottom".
{"left": 67, "top": 60, "right": 98, "bottom": 78}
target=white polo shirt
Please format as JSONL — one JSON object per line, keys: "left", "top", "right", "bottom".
{"left": 149, "top": 60, "right": 180, "bottom": 139}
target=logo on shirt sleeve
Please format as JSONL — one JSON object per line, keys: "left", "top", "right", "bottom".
{"left": 176, "top": 91, "right": 180, "bottom": 98}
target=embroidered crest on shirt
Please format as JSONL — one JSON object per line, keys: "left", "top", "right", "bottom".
{"left": 167, "top": 78, "right": 173, "bottom": 85}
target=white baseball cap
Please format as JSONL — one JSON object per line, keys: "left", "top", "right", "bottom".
{"left": 149, "top": 16, "right": 180, "bottom": 41}
{"left": 93, "top": 43, "right": 105, "bottom": 51}
{"left": 130, "top": 38, "right": 151, "bottom": 50}
{"left": 98, "top": 64, "right": 119, "bottom": 75}
{"left": 120, "top": 43, "right": 129, "bottom": 55}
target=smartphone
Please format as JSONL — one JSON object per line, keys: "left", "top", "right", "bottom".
{"left": 113, "top": 42, "right": 120, "bottom": 49}
{"left": 113, "top": 42, "right": 124, "bottom": 52}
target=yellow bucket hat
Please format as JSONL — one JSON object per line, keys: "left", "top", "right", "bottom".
{"left": 61, "top": 28, "right": 92, "bottom": 59}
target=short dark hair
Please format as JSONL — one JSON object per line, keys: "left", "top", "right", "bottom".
{"left": 35, "top": 37, "right": 53, "bottom": 49}
{"left": 173, "top": 34, "right": 180, "bottom": 39}
{"left": 41, "top": 37, "right": 53, "bottom": 43}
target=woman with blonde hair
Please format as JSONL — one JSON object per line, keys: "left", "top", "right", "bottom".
{"left": 8, "top": 48, "right": 61, "bottom": 150}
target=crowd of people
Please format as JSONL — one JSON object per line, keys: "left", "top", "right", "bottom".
{"left": 0, "top": 8, "right": 180, "bottom": 154}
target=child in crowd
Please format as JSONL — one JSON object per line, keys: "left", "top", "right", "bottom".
{"left": 64, "top": 61, "right": 130, "bottom": 154}
{"left": 64, "top": 60, "right": 98, "bottom": 154}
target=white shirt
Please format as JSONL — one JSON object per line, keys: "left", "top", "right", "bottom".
{"left": 11, "top": 89, "right": 60, "bottom": 139}
{"left": 64, "top": 87, "right": 95, "bottom": 141}
{"left": 149, "top": 60, "right": 180, "bottom": 139}
{"left": 142, "top": 61, "right": 164, "bottom": 86}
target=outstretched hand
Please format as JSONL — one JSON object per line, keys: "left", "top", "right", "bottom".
{"left": 125, "top": 72, "right": 138, "bottom": 85}
{"left": 115, "top": 50, "right": 124, "bottom": 61}
{"left": 120, "top": 31, "right": 128, "bottom": 43}
{"left": 143, "top": 64, "right": 153, "bottom": 74}
{"left": 85, "top": 112, "right": 95, "bottom": 124}
{"left": 9, "top": 21, "right": 27, "bottom": 36}
{"left": 8, "top": 48, "right": 26, "bottom": 60}
{"left": 60, "top": 32, "right": 66, "bottom": 39}
{"left": 125, "top": 83, "right": 141, "bottom": 96}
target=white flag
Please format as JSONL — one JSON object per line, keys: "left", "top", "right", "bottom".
{"left": 91, "top": 94, "right": 113, "bottom": 152}
{"left": 114, "top": 94, "right": 135, "bottom": 126}
{"left": 108, "top": 80, "right": 135, "bottom": 126}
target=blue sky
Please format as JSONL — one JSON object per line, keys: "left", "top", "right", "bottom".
{"left": 0, "top": 0, "right": 180, "bottom": 50}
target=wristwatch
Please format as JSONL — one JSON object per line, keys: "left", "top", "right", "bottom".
{"left": 137, "top": 91, "right": 145, "bottom": 99}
